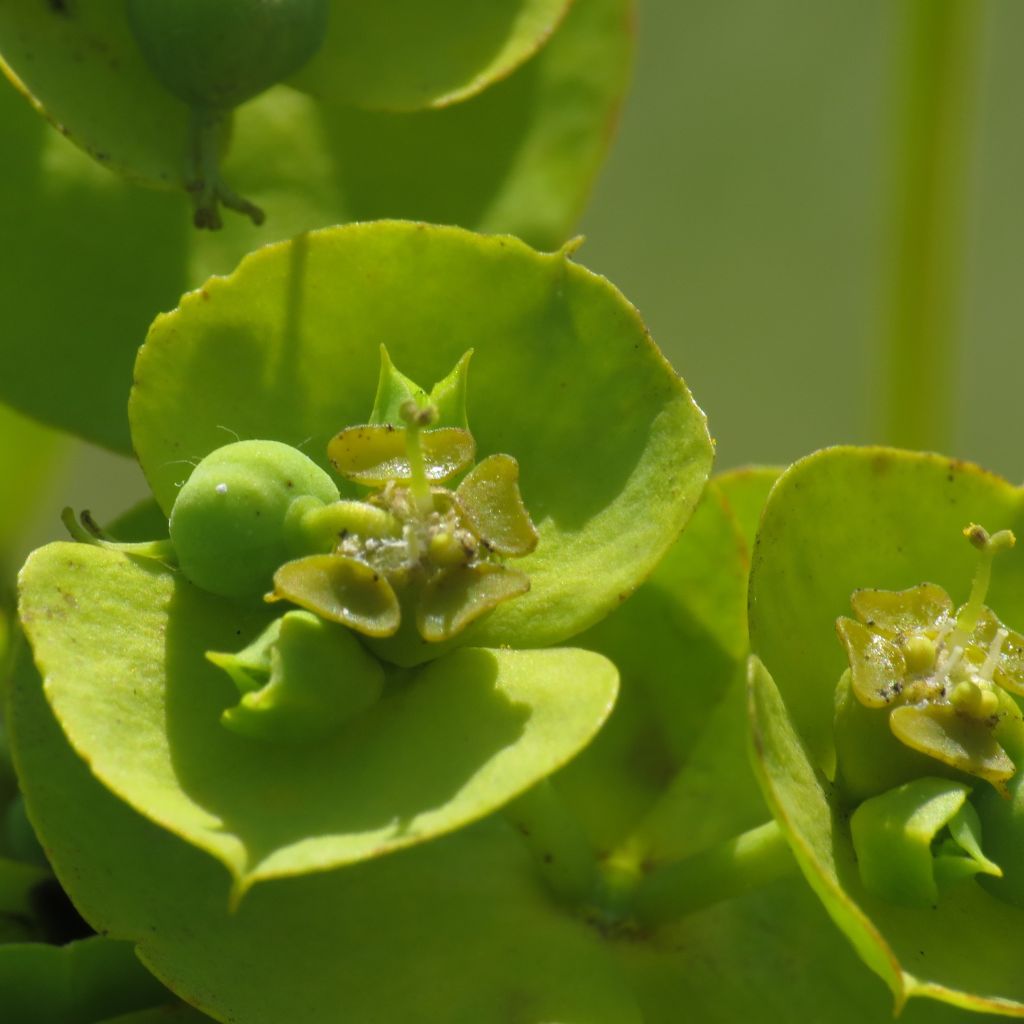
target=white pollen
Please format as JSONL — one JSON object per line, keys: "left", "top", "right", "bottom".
{"left": 215, "top": 482, "right": 229, "bottom": 495}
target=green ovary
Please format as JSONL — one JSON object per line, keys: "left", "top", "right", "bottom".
{"left": 126, "top": 0, "right": 330, "bottom": 228}
{"left": 169, "top": 439, "right": 340, "bottom": 601}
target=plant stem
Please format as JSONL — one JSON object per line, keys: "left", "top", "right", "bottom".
{"left": 630, "top": 820, "right": 797, "bottom": 929}
{"left": 504, "top": 781, "right": 599, "bottom": 906}
{"left": 880, "top": 0, "right": 986, "bottom": 451}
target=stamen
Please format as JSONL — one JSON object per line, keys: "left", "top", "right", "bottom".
{"left": 981, "top": 627, "right": 1009, "bottom": 682}
{"left": 934, "top": 644, "right": 964, "bottom": 687}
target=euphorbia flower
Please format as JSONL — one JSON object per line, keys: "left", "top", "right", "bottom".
{"left": 271, "top": 348, "right": 539, "bottom": 649}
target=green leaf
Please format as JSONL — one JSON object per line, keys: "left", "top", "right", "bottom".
{"left": 0, "top": 0, "right": 631, "bottom": 450}
{"left": 750, "top": 631, "right": 1024, "bottom": 1016}
{"left": 10, "top": 655, "right": 642, "bottom": 1024}
{"left": 14, "top": 654, "right": 975, "bottom": 1024}
{"left": 10, "top": 650, "right": 958, "bottom": 1024}
{"left": 130, "top": 222, "right": 711, "bottom": 659}
{"left": 554, "top": 469, "right": 777, "bottom": 856}
{"left": 0, "top": 5, "right": 191, "bottom": 185}
{"left": 0, "top": 404, "right": 66, "bottom": 564}
{"left": 18, "top": 542, "right": 617, "bottom": 894}
{"left": 291, "top": 0, "right": 572, "bottom": 111}
{"left": 0, "top": 936, "right": 172, "bottom": 1024}
{"left": 97, "top": 1009, "right": 211, "bottom": 1024}
{"left": 0, "top": 0, "right": 571, "bottom": 181}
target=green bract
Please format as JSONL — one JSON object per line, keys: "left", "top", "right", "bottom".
{"left": 0, "top": 0, "right": 571, "bottom": 229}
{"left": 748, "top": 445, "right": 1024, "bottom": 1016}
{"left": 14, "top": 222, "right": 708, "bottom": 908}
{"left": 11, "top": 468, "right": 947, "bottom": 1023}
{"left": 0, "top": 0, "right": 631, "bottom": 450}
{"left": 131, "top": 222, "right": 712, "bottom": 657}
{"left": 0, "top": 934, "right": 189, "bottom": 1024}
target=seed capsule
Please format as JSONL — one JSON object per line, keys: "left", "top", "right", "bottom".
{"left": 169, "top": 439, "right": 339, "bottom": 600}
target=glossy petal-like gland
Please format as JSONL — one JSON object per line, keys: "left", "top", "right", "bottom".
{"left": 888, "top": 704, "right": 1015, "bottom": 795}
{"left": 327, "top": 425, "right": 475, "bottom": 486}
{"left": 850, "top": 584, "right": 953, "bottom": 638}
{"left": 456, "top": 454, "right": 539, "bottom": 557}
{"left": 835, "top": 617, "right": 906, "bottom": 707}
{"left": 850, "top": 778, "right": 997, "bottom": 908}
{"left": 214, "top": 611, "right": 384, "bottom": 743}
{"left": 417, "top": 564, "right": 530, "bottom": 642}
{"left": 271, "top": 554, "right": 401, "bottom": 637}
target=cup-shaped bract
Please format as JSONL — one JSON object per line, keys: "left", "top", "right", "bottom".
{"left": 11, "top": 467, "right": 942, "bottom": 1024}
{"left": 131, "top": 222, "right": 713, "bottom": 661}
{"left": 747, "top": 445, "right": 1024, "bottom": 1016}
{"left": 15, "top": 221, "right": 707, "bottom": 903}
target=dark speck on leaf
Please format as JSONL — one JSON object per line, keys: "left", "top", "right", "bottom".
{"left": 49, "top": 0, "right": 70, "bottom": 14}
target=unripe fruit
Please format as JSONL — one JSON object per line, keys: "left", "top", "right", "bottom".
{"left": 169, "top": 439, "right": 339, "bottom": 600}
{"left": 125, "top": 0, "right": 330, "bottom": 112}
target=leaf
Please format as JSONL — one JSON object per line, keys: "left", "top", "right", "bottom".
{"left": 0, "top": 0, "right": 631, "bottom": 450}
{"left": 10, "top": 655, "right": 642, "bottom": 1024}
{"left": 0, "top": 404, "right": 66, "bottom": 565}
{"left": 0, "top": 936, "right": 173, "bottom": 1024}
{"left": 18, "top": 542, "right": 617, "bottom": 894}
{"left": 97, "top": 1009, "right": 211, "bottom": 1024}
{"left": 130, "top": 222, "right": 712, "bottom": 660}
{"left": 290, "top": 0, "right": 573, "bottom": 111}
{"left": 10, "top": 649, "right": 965, "bottom": 1024}
{"left": 554, "top": 469, "right": 777, "bottom": 856}
{"left": 0, "top": 4, "right": 191, "bottom": 185}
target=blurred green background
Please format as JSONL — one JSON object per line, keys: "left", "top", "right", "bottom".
{"left": 9, "top": 0, "right": 1024, "bottom": 565}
